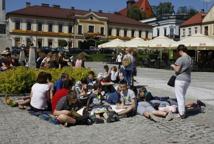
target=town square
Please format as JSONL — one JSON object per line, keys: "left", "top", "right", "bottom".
{"left": 0, "top": 0, "right": 214, "bottom": 144}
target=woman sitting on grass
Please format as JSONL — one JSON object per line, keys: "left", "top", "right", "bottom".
{"left": 30, "top": 71, "right": 51, "bottom": 112}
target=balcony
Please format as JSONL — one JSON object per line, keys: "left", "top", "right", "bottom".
{"left": 11, "top": 29, "right": 73, "bottom": 37}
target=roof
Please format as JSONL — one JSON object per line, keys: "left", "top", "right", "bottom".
{"left": 7, "top": 5, "right": 152, "bottom": 28}
{"left": 181, "top": 12, "right": 206, "bottom": 27}
{"left": 119, "top": 0, "right": 153, "bottom": 18}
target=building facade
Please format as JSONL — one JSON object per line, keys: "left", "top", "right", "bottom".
{"left": 141, "top": 15, "right": 187, "bottom": 40}
{"left": 202, "top": 5, "right": 214, "bottom": 38}
{"left": 180, "top": 12, "right": 206, "bottom": 40}
{"left": 7, "top": 3, "right": 152, "bottom": 48}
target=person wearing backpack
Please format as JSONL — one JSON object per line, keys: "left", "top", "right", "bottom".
{"left": 122, "top": 48, "right": 134, "bottom": 87}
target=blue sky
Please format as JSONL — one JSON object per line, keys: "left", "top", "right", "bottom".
{"left": 6, "top": 0, "right": 214, "bottom": 13}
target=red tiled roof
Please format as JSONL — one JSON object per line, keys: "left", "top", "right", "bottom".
{"left": 119, "top": 0, "right": 153, "bottom": 18}
{"left": 181, "top": 12, "right": 206, "bottom": 27}
{"left": 7, "top": 5, "right": 152, "bottom": 28}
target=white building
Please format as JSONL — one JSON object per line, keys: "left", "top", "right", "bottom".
{"left": 141, "top": 15, "right": 187, "bottom": 40}
{"left": 180, "top": 12, "right": 206, "bottom": 40}
{"left": 202, "top": 5, "right": 214, "bottom": 38}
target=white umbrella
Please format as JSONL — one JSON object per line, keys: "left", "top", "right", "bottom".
{"left": 148, "top": 36, "right": 177, "bottom": 48}
{"left": 175, "top": 33, "right": 214, "bottom": 48}
{"left": 98, "top": 38, "right": 125, "bottom": 48}
{"left": 124, "top": 37, "right": 148, "bottom": 48}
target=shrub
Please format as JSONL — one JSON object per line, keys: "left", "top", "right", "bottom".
{"left": 0, "top": 66, "right": 90, "bottom": 95}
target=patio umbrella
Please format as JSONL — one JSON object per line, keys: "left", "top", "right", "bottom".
{"left": 98, "top": 38, "right": 125, "bottom": 48}
{"left": 124, "top": 37, "right": 148, "bottom": 48}
{"left": 175, "top": 33, "right": 214, "bottom": 49}
{"left": 148, "top": 36, "right": 177, "bottom": 48}
{"left": 175, "top": 34, "right": 214, "bottom": 62}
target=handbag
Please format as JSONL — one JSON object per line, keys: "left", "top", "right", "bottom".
{"left": 167, "top": 75, "right": 176, "bottom": 87}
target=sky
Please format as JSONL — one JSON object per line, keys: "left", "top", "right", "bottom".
{"left": 5, "top": 0, "right": 214, "bottom": 13}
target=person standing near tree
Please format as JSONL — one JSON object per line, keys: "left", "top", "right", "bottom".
{"left": 171, "top": 45, "right": 193, "bottom": 119}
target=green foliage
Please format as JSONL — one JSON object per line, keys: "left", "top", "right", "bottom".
{"left": 177, "top": 6, "right": 198, "bottom": 19}
{"left": 155, "top": 2, "right": 175, "bottom": 16}
{"left": 127, "top": 6, "right": 143, "bottom": 20}
{"left": 87, "top": 53, "right": 113, "bottom": 62}
{"left": 0, "top": 67, "right": 90, "bottom": 95}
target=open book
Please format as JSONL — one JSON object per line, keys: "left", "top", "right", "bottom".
{"left": 110, "top": 105, "right": 126, "bottom": 113}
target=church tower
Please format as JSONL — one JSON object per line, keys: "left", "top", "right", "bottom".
{"left": 127, "top": 0, "right": 135, "bottom": 10}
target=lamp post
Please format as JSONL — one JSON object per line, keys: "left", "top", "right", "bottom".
{"left": 67, "top": 11, "right": 78, "bottom": 49}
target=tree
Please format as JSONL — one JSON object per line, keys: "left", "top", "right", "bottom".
{"left": 127, "top": 6, "right": 143, "bottom": 20}
{"left": 177, "top": 6, "right": 198, "bottom": 19}
{"left": 156, "top": 2, "right": 175, "bottom": 16}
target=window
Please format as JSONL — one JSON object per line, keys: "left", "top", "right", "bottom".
{"left": 139, "top": 30, "right": 142, "bottom": 38}
{"left": 48, "top": 39, "right": 53, "bottom": 47}
{"left": 182, "top": 28, "right": 185, "bottom": 37}
{"left": 188, "top": 28, "right": 191, "bottom": 36}
{"left": 37, "top": 23, "right": 42, "bottom": 31}
{"left": 194, "top": 27, "right": 198, "bottom": 34}
{"left": 157, "top": 28, "right": 160, "bottom": 36}
{"left": 100, "top": 27, "right": 104, "bottom": 35}
{"left": 164, "top": 28, "right": 167, "bottom": 36}
{"left": 15, "top": 37, "right": 20, "bottom": 47}
{"left": 108, "top": 28, "right": 112, "bottom": 36}
{"left": 145, "top": 31, "right": 149, "bottom": 39}
{"left": 124, "top": 29, "right": 127, "bottom": 37}
{"left": 170, "top": 27, "right": 174, "bottom": 37}
{"left": 131, "top": 30, "right": 135, "bottom": 37}
{"left": 88, "top": 25, "right": 94, "bottom": 33}
{"left": 2, "top": 0, "right": 5, "bottom": 10}
{"left": 68, "top": 25, "right": 72, "bottom": 33}
{"left": 58, "top": 24, "right": 63, "bottom": 32}
{"left": 78, "top": 25, "right": 82, "bottom": 34}
{"left": 15, "top": 21, "right": 20, "bottom": 30}
{"left": 204, "top": 26, "right": 208, "bottom": 35}
{"left": 26, "top": 38, "right": 32, "bottom": 47}
{"left": 37, "top": 39, "right": 42, "bottom": 48}
{"left": 27, "top": 22, "right": 31, "bottom": 30}
{"left": 0, "top": 24, "right": 6, "bottom": 34}
{"left": 116, "top": 29, "right": 120, "bottom": 36}
{"left": 48, "top": 24, "right": 53, "bottom": 32}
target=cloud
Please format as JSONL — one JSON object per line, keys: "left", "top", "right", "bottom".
{"left": 202, "top": 0, "right": 214, "bottom": 2}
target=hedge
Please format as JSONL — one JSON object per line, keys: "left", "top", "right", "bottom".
{"left": 0, "top": 66, "right": 90, "bottom": 95}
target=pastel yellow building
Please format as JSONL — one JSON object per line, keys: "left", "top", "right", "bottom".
{"left": 7, "top": 3, "right": 152, "bottom": 48}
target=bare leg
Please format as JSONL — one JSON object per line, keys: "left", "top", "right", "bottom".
{"left": 57, "top": 114, "right": 76, "bottom": 125}
{"left": 118, "top": 106, "right": 133, "bottom": 116}
{"left": 152, "top": 111, "right": 167, "bottom": 117}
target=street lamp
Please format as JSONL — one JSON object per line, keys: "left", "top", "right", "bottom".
{"left": 67, "top": 11, "right": 78, "bottom": 48}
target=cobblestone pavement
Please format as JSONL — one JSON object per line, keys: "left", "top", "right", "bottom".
{"left": 0, "top": 100, "right": 214, "bottom": 144}
{"left": 0, "top": 62, "right": 214, "bottom": 144}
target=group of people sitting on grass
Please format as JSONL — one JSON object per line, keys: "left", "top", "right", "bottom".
{"left": 4, "top": 68, "right": 206, "bottom": 126}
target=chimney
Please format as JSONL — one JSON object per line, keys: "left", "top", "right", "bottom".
{"left": 53, "top": 5, "right": 60, "bottom": 8}
{"left": 127, "top": 0, "right": 135, "bottom": 10}
{"left": 26, "top": 2, "right": 31, "bottom": 7}
{"left": 41, "top": 3, "right": 49, "bottom": 7}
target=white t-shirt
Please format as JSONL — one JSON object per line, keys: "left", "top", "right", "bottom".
{"left": 30, "top": 83, "right": 50, "bottom": 110}
{"left": 111, "top": 70, "right": 118, "bottom": 81}
{"left": 116, "top": 54, "right": 122, "bottom": 63}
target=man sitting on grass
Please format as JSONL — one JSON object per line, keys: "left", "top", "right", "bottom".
{"left": 116, "top": 80, "right": 136, "bottom": 117}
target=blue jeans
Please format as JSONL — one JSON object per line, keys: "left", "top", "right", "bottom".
{"left": 124, "top": 69, "right": 132, "bottom": 86}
